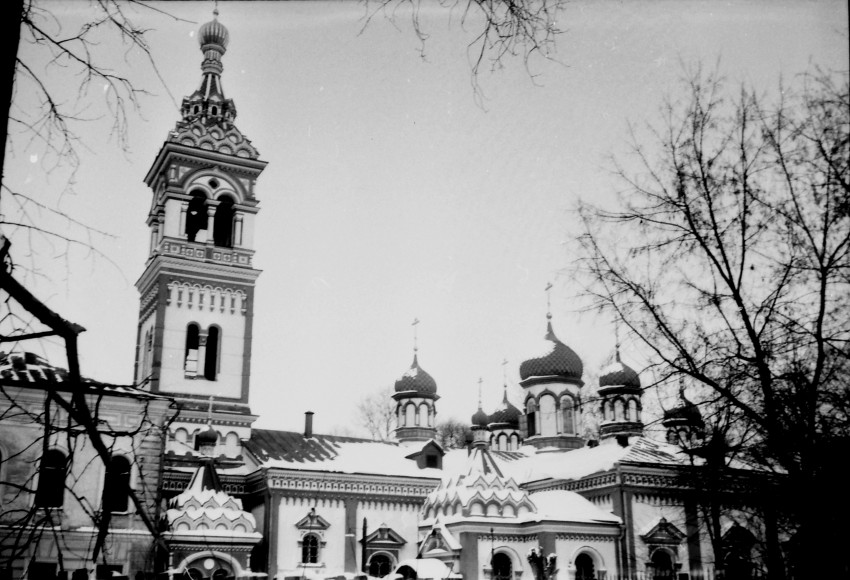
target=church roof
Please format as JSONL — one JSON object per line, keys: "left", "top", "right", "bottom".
{"left": 519, "top": 320, "right": 583, "bottom": 382}
{"left": 488, "top": 388, "right": 521, "bottom": 427}
{"left": 599, "top": 351, "right": 641, "bottom": 389}
{"left": 0, "top": 351, "right": 170, "bottom": 400}
{"left": 244, "top": 429, "right": 445, "bottom": 478}
{"left": 394, "top": 354, "right": 438, "bottom": 396}
{"left": 164, "top": 460, "right": 260, "bottom": 540}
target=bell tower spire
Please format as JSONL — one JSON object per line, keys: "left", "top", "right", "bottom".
{"left": 134, "top": 10, "right": 266, "bottom": 427}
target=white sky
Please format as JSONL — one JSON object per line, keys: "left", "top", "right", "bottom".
{"left": 3, "top": 0, "right": 847, "bottom": 435}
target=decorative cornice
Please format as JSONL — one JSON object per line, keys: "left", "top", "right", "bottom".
{"left": 265, "top": 471, "right": 438, "bottom": 501}
{"left": 554, "top": 533, "right": 618, "bottom": 542}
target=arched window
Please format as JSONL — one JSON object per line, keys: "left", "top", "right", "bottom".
{"left": 575, "top": 553, "right": 596, "bottom": 580}
{"left": 497, "top": 433, "right": 508, "bottom": 451}
{"left": 204, "top": 326, "right": 220, "bottom": 381}
{"left": 510, "top": 433, "right": 520, "bottom": 450}
{"left": 562, "top": 397, "right": 575, "bottom": 434}
{"left": 185, "top": 193, "right": 207, "bottom": 242}
{"left": 539, "top": 394, "right": 557, "bottom": 436}
{"left": 213, "top": 196, "right": 235, "bottom": 248}
{"left": 615, "top": 399, "right": 625, "bottom": 421}
{"left": 185, "top": 324, "right": 200, "bottom": 375}
{"left": 419, "top": 403, "right": 429, "bottom": 427}
{"left": 35, "top": 449, "right": 66, "bottom": 508}
{"left": 628, "top": 398, "right": 639, "bottom": 422}
{"left": 302, "top": 534, "right": 320, "bottom": 564}
{"left": 369, "top": 554, "right": 393, "bottom": 578}
{"left": 102, "top": 455, "right": 131, "bottom": 513}
{"left": 492, "top": 553, "right": 512, "bottom": 580}
{"left": 526, "top": 399, "right": 537, "bottom": 437}
{"left": 405, "top": 404, "right": 416, "bottom": 427}
{"left": 650, "top": 549, "right": 674, "bottom": 580}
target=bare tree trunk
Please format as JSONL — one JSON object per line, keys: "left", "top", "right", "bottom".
{"left": 0, "top": 0, "right": 24, "bottom": 184}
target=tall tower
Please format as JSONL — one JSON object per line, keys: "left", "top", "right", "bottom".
{"left": 134, "top": 11, "right": 266, "bottom": 437}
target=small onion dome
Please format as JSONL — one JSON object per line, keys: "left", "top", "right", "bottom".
{"left": 199, "top": 11, "right": 230, "bottom": 50}
{"left": 394, "top": 354, "right": 438, "bottom": 395}
{"left": 519, "top": 320, "right": 583, "bottom": 381}
{"left": 599, "top": 353, "right": 641, "bottom": 388}
{"left": 195, "top": 423, "right": 219, "bottom": 448}
{"left": 472, "top": 406, "right": 489, "bottom": 428}
{"left": 489, "top": 390, "right": 521, "bottom": 427}
{"left": 663, "top": 399, "right": 704, "bottom": 426}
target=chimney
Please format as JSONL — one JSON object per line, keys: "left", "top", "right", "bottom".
{"left": 304, "top": 411, "right": 314, "bottom": 438}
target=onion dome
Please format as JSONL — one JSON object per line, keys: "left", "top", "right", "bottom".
{"left": 394, "top": 354, "right": 438, "bottom": 395}
{"left": 194, "top": 423, "right": 219, "bottom": 450}
{"left": 472, "top": 406, "right": 490, "bottom": 428}
{"left": 489, "top": 388, "right": 521, "bottom": 428}
{"left": 599, "top": 351, "right": 641, "bottom": 389}
{"left": 663, "top": 398, "right": 703, "bottom": 426}
{"left": 519, "top": 318, "right": 583, "bottom": 381}
{"left": 199, "top": 10, "right": 230, "bottom": 52}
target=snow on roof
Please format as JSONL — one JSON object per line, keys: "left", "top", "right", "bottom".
{"left": 395, "top": 558, "right": 459, "bottom": 579}
{"left": 500, "top": 437, "right": 688, "bottom": 484}
{"left": 530, "top": 489, "right": 621, "bottom": 524}
{"left": 245, "top": 429, "right": 444, "bottom": 478}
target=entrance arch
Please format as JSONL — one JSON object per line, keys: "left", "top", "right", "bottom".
{"left": 368, "top": 553, "right": 394, "bottom": 578}
{"left": 492, "top": 552, "right": 512, "bottom": 580}
{"left": 649, "top": 548, "right": 675, "bottom": 580}
{"left": 575, "top": 553, "right": 595, "bottom": 580}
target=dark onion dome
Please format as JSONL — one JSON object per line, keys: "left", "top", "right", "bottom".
{"left": 394, "top": 354, "right": 438, "bottom": 395}
{"left": 472, "top": 406, "right": 490, "bottom": 428}
{"left": 198, "top": 11, "right": 230, "bottom": 50}
{"left": 663, "top": 399, "right": 704, "bottom": 426}
{"left": 488, "top": 389, "right": 521, "bottom": 427}
{"left": 195, "top": 423, "right": 219, "bottom": 448}
{"left": 599, "top": 352, "right": 641, "bottom": 388}
{"left": 519, "top": 319, "right": 583, "bottom": 381}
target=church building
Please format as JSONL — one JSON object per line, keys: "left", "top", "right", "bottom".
{"left": 0, "top": 10, "right": 772, "bottom": 580}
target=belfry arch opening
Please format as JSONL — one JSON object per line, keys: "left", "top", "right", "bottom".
{"left": 213, "top": 195, "right": 236, "bottom": 248}
{"left": 186, "top": 192, "right": 207, "bottom": 242}
{"left": 204, "top": 325, "right": 220, "bottom": 380}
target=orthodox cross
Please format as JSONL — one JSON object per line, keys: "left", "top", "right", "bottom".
{"left": 412, "top": 317, "right": 420, "bottom": 354}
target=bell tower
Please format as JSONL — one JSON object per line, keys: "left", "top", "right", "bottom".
{"left": 134, "top": 10, "right": 266, "bottom": 420}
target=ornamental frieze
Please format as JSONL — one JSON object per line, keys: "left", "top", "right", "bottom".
{"left": 266, "top": 475, "right": 435, "bottom": 499}
{"left": 554, "top": 533, "right": 616, "bottom": 542}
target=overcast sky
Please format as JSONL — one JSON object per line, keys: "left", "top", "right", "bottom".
{"left": 4, "top": 0, "right": 847, "bottom": 435}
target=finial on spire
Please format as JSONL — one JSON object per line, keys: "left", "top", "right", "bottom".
{"left": 477, "top": 377, "right": 484, "bottom": 408}
{"left": 412, "top": 318, "right": 420, "bottom": 355}
{"left": 545, "top": 282, "right": 553, "bottom": 320}
{"left": 614, "top": 318, "right": 621, "bottom": 362}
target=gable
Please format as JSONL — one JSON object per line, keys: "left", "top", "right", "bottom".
{"left": 295, "top": 509, "right": 331, "bottom": 531}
